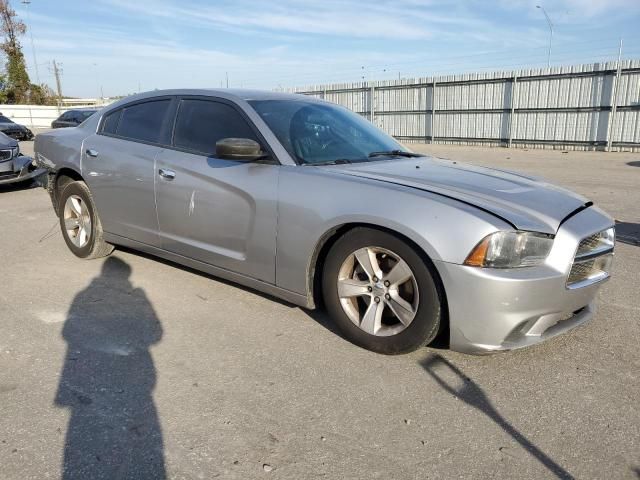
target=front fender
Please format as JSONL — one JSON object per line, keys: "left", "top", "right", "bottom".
{"left": 275, "top": 166, "right": 512, "bottom": 301}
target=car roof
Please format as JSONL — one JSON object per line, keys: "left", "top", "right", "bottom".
{"left": 103, "top": 88, "right": 322, "bottom": 112}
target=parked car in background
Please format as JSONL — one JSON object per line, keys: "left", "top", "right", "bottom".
{"left": 51, "top": 109, "right": 98, "bottom": 129}
{"left": 0, "top": 114, "right": 34, "bottom": 140}
{"left": 34, "top": 89, "right": 615, "bottom": 355}
{"left": 0, "top": 131, "right": 44, "bottom": 185}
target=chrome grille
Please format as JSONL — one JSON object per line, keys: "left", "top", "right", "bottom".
{"left": 566, "top": 228, "right": 615, "bottom": 289}
{"left": 0, "top": 149, "right": 12, "bottom": 162}
{"left": 576, "top": 233, "right": 601, "bottom": 256}
{"left": 568, "top": 260, "right": 596, "bottom": 284}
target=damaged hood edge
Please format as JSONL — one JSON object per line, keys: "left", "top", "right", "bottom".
{"left": 328, "top": 158, "right": 592, "bottom": 234}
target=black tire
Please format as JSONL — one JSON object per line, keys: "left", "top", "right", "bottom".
{"left": 58, "top": 180, "right": 114, "bottom": 259}
{"left": 322, "top": 227, "right": 442, "bottom": 354}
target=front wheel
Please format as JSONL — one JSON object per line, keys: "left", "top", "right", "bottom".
{"left": 58, "top": 180, "right": 114, "bottom": 259}
{"left": 322, "top": 228, "right": 443, "bottom": 354}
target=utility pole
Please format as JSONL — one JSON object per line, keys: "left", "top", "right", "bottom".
{"left": 21, "top": 0, "right": 40, "bottom": 84}
{"left": 52, "top": 59, "right": 63, "bottom": 107}
{"left": 536, "top": 5, "right": 554, "bottom": 67}
{"left": 225, "top": 72, "right": 229, "bottom": 88}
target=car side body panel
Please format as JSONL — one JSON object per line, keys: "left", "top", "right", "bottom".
{"left": 275, "top": 165, "right": 511, "bottom": 298}
{"left": 81, "top": 134, "right": 161, "bottom": 247}
{"left": 34, "top": 124, "right": 90, "bottom": 177}
{"left": 155, "top": 149, "right": 279, "bottom": 283}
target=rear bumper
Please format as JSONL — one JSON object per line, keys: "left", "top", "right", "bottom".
{"left": 436, "top": 206, "right": 614, "bottom": 354}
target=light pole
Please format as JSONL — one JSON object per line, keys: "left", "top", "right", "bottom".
{"left": 91, "top": 63, "right": 103, "bottom": 102}
{"left": 536, "top": 5, "right": 553, "bottom": 67}
{"left": 21, "top": 0, "right": 41, "bottom": 85}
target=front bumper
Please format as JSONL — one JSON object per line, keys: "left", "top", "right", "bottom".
{"left": 1, "top": 128, "right": 33, "bottom": 140}
{"left": 0, "top": 155, "right": 46, "bottom": 185}
{"left": 436, "top": 206, "right": 614, "bottom": 354}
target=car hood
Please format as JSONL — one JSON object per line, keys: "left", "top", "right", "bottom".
{"left": 328, "top": 157, "right": 590, "bottom": 234}
{"left": 0, "top": 122, "right": 23, "bottom": 129}
{"left": 0, "top": 131, "right": 18, "bottom": 147}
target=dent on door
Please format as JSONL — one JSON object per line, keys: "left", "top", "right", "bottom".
{"left": 163, "top": 173, "right": 256, "bottom": 260}
{"left": 154, "top": 150, "right": 278, "bottom": 283}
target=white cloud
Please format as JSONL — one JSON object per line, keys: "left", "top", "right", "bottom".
{"left": 98, "top": 0, "right": 492, "bottom": 40}
{"left": 19, "top": 0, "right": 639, "bottom": 96}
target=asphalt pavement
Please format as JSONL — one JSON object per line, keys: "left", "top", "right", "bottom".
{"left": 1, "top": 140, "right": 638, "bottom": 479}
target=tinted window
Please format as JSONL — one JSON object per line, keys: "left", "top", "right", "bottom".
{"left": 116, "top": 100, "right": 171, "bottom": 143}
{"left": 101, "top": 109, "right": 122, "bottom": 135}
{"left": 173, "top": 99, "right": 259, "bottom": 155}
{"left": 0, "top": 115, "right": 13, "bottom": 123}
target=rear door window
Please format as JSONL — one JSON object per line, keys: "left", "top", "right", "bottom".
{"left": 173, "top": 99, "right": 259, "bottom": 156}
{"left": 115, "top": 99, "right": 171, "bottom": 144}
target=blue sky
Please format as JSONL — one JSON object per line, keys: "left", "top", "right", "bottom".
{"left": 13, "top": 0, "right": 640, "bottom": 98}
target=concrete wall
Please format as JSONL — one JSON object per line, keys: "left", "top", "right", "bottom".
{"left": 288, "top": 60, "right": 640, "bottom": 151}
{"left": 0, "top": 105, "right": 67, "bottom": 129}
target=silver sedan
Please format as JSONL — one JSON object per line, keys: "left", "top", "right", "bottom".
{"left": 34, "top": 89, "right": 615, "bottom": 354}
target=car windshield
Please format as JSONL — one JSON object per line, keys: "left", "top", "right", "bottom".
{"left": 0, "top": 115, "right": 13, "bottom": 123}
{"left": 248, "top": 99, "right": 411, "bottom": 165}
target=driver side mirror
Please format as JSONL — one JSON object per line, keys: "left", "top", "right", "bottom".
{"left": 215, "top": 138, "right": 265, "bottom": 162}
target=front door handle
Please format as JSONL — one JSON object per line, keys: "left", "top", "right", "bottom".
{"left": 86, "top": 149, "right": 99, "bottom": 157}
{"left": 158, "top": 168, "right": 176, "bottom": 180}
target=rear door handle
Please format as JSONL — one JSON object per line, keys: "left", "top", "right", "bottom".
{"left": 86, "top": 149, "right": 99, "bottom": 157}
{"left": 158, "top": 168, "right": 176, "bottom": 180}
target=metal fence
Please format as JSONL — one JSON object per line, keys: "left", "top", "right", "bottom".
{"left": 287, "top": 60, "right": 640, "bottom": 151}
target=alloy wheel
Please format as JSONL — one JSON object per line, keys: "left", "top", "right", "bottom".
{"left": 63, "top": 194, "right": 92, "bottom": 248}
{"left": 336, "top": 246, "right": 419, "bottom": 336}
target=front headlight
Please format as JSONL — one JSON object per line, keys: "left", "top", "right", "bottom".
{"left": 464, "top": 231, "right": 554, "bottom": 268}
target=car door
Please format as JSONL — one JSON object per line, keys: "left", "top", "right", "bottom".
{"left": 82, "top": 97, "right": 176, "bottom": 247}
{"left": 155, "top": 97, "right": 279, "bottom": 283}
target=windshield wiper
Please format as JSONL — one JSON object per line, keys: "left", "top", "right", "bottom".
{"left": 304, "top": 158, "right": 354, "bottom": 166}
{"left": 368, "top": 150, "right": 424, "bottom": 158}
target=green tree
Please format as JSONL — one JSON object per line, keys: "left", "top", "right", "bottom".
{"left": 0, "top": 72, "right": 8, "bottom": 103}
{"left": 29, "top": 82, "right": 57, "bottom": 105}
{"left": 0, "top": 0, "right": 30, "bottom": 104}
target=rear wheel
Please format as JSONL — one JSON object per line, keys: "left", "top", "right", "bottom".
{"left": 58, "top": 181, "right": 114, "bottom": 259}
{"left": 322, "top": 228, "right": 442, "bottom": 354}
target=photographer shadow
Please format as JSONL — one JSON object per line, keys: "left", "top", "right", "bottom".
{"left": 55, "top": 257, "right": 165, "bottom": 479}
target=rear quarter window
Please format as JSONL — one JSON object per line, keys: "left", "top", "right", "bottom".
{"left": 101, "top": 109, "right": 122, "bottom": 135}
{"left": 112, "top": 99, "right": 171, "bottom": 144}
